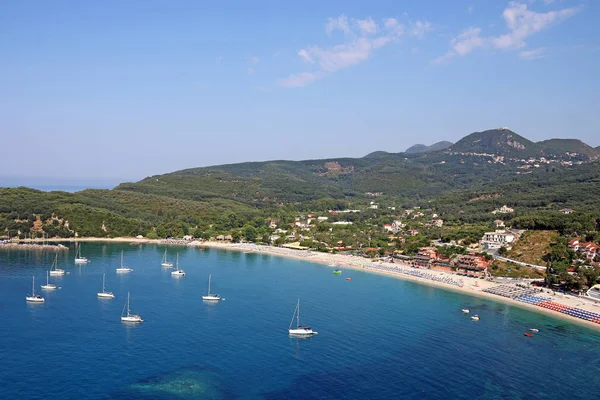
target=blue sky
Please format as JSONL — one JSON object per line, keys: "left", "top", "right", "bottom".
{"left": 1, "top": 0, "right": 598, "bottom": 183}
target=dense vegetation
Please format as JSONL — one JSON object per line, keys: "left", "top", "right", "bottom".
{"left": 1, "top": 129, "right": 600, "bottom": 244}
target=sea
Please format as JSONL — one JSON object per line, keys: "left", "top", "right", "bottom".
{"left": 0, "top": 243, "right": 599, "bottom": 399}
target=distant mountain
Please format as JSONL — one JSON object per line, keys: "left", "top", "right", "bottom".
{"left": 537, "top": 139, "right": 599, "bottom": 159}
{"left": 596, "top": 146, "right": 600, "bottom": 152}
{"left": 450, "top": 128, "right": 539, "bottom": 158}
{"left": 405, "top": 141, "right": 453, "bottom": 154}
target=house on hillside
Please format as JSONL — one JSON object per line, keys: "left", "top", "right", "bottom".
{"left": 559, "top": 208, "right": 575, "bottom": 214}
{"left": 455, "top": 255, "right": 490, "bottom": 274}
{"left": 493, "top": 220, "right": 505, "bottom": 228}
{"left": 431, "top": 219, "right": 444, "bottom": 227}
{"left": 480, "top": 230, "right": 516, "bottom": 249}
{"left": 407, "top": 229, "right": 419, "bottom": 236}
{"left": 491, "top": 205, "right": 514, "bottom": 215}
{"left": 568, "top": 238, "right": 581, "bottom": 251}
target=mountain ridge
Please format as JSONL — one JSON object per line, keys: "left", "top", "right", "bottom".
{"left": 405, "top": 141, "right": 453, "bottom": 154}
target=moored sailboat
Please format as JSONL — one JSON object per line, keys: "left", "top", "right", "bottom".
{"left": 116, "top": 251, "right": 133, "bottom": 273}
{"left": 161, "top": 249, "right": 173, "bottom": 268}
{"left": 120, "top": 292, "right": 143, "bottom": 323}
{"left": 171, "top": 253, "right": 185, "bottom": 277}
{"left": 288, "top": 299, "right": 317, "bottom": 336}
{"left": 49, "top": 254, "right": 65, "bottom": 275}
{"left": 26, "top": 276, "right": 45, "bottom": 303}
{"left": 74, "top": 244, "right": 89, "bottom": 264}
{"left": 97, "top": 273, "right": 115, "bottom": 299}
{"left": 202, "top": 274, "right": 220, "bottom": 301}
{"left": 40, "top": 270, "right": 57, "bottom": 290}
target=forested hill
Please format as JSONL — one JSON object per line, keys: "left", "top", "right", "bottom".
{"left": 2, "top": 128, "right": 600, "bottom": 238}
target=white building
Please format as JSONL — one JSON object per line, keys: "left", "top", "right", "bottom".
{"left": 480, "top": 230, "right": 516, "bottom": 249}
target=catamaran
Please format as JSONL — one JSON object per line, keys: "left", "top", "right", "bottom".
{"left": 26, "top": 276, "right": 45, "bottom": 303}
{"left": 288, "top": 299, "right": 317, "bottom": 336}
{"left": 74, "top": 244, "right": 89, "bottom": 264}
{"left": 202, "top": 274, "right": 220, "bottom": 301}
{"left": 171, "top": 253, "right": 185, "bottom": 276}
{"left": 161, "top": 249, "right": 173, "bottom": 268}
{"left": 120, "top": 292, "right": 143, "bottom": 323}
{"left": 97, "top": 273, "right": 115, "bottom": 299}
{"left": 49, "top": 253, "right": 65, "bottom": 275}
{"left": 116, "top": 250, "right": 133, "bottom": 273}
{"left": 40, "top": 270, "right": 57, "bottom": 290}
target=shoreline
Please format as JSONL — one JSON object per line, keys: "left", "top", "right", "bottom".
{"left": 17, "top": 237, "right": 600, "bottom": 332}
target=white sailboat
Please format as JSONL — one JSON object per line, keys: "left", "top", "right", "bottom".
{"left": 74, "top": 244, "right": 89, "bottom": 264}
{"left": 40, "top": 270, "right": 57, "bottom": 290}
{"left": 26, "top": 276, "right": 45, "bottom": 303}
{"left": 116, "top": 250, "right": 133, "bottom": 273}
{"left": 120, "top": 292, "right": 143, "bottom": 323}
{"left": 97, "top": 273, "right": 115, "bottom": 299}
{"left": 49, "top": 253, "right": 65, "bottom": 275}
{"left": 288, "top": 299, "right": 317, "bottom": 336}
{"left": 171, "top": 253, "right": 185, "bottom": 276}
{"left": 202, "top": 274, "right": 221, "bottom": 301}
{"left": 161, "top": 249, "right": 173, "bottom": 268}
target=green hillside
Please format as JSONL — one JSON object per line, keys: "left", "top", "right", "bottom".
{"left": 405, "top": 141, "right": 453, "bottom": 154}
{"left": 449, "top": 128, "right": 539, "bottom": 157}
{"left": 2, "top": 128, "right": 600, "bottom": 239}
{"left": 537, "top": 139, "right": 599, "bottom": 159}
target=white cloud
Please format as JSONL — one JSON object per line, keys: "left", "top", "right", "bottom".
{"left": 248, "top": 56, "right": 260, "bottom": 64}
{"left": 409, "top": 20, "right": 432, "bottom": 38}
{"left": 277, "top": 72, "right": 325, "bottom": 88}
{"left": 355, "top": 17, "right": 377, "bottom": 35}
{"left": 279, "top": 14, "right": 423, "bottom": 88}
{"left": 543, "top": 0, "right": 554, "bottom": 4}
{"left": 247, "top": 67, "right": 255, "bottom": 75}
{"left": 325, "top": 15, "right": 350, "bottom": 36}
{"left": 433, "top": 2, "right": 579, "bottom": 63}
{"left": 519, "top": 47, "right": 546, "bottom": 59}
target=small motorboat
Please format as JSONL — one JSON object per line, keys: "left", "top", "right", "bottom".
{"left": 524, "top": 333, "right": 533, "bottom": 337}
{"left": 529, "top": 328, "right": 539, "bottom": 333}
{"left": 471, "top": 315, "right": 480, "bottom": 321}
{"left": 346, "top": 277, "right": 352, "bottom": 281}
{"left": 461, "top": 309, "right": 470, "bottom": 313}
{"left": 333, "top": 269, "right": 342, "bottom": 275}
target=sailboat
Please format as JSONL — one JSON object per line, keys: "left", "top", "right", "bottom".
{"left": 171, "top": 253, "right": 185, "bottom": 276}
{"left": 74, "top": 244, "right": 89, "bottom": 264}
{"left": 120, "top": 292, "right": 143, "bottom": 323}
{"left": 49, "top": 253, "right": 65, "bottom": 275}
{"left": 97, "top": 273, "right": 115, "bottom": 298}
{"left": 40, "top": 270, "right": 57, "bottom": 290}
{"left": 161, "top": 249, "right": 173, "bottom": 268}
{"left": 116, "top": 250, "right": 133, "bottom": 273}
{"left": 202, "top": 274, "right": 220, "bottom": 301}
{"left": 288, "top": 299, "right": 317, "bottom": 336}
{"left": 26, "top": 276, "right": 45, "bottom": 303}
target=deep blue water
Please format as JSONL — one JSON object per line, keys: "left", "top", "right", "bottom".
{"left": 1, "top": 243, "right": 599, "bottom": 399}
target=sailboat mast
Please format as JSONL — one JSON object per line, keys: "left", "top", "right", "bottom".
{"left": 127, "top": 292, "right": 131, "bottom": 316}
{"left": 208, "top": 274, "right": 211, "bottom": 294}
{"left": 121, "top": 251, "right": 123, "bottom": 267}
{"left": 297, "top": 299, "right": 300, "bottom": 328}
{"left": 32, "top": 276, "right": 35, "bottom": 295}
{"left": 102, "top": 273, "right": 105, "bottom": 292}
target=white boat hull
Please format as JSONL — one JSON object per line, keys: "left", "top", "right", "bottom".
{"left": 289, "top": 329, "right": 317, "bottom": 336}
{"left": 121, "top": 316, "right": 143, "bottom": 323}
{"left": 202, "top": 295, "right": 220, "bottom": 301}
{"left": 98, "top": 292, "right": 115, "bottom": 299}
{"left": 26, "top": 296, "right": 45, "bottom": 303}
{"left": 116, "top": 268, "right": 132, "bottom": 273}
{"left": 49, "top": 270, "right": 65, "bottom": 276}
{"left": 41, "top": 284, "right": 57, "bottom": 290}
{"left": 161, "top": 262, "right": 173, "bottom": 268}
{"left": 74, "top": 258, "right": 88, "bottom": 264}
{"left": 171, "top": 271, "right": 185, "bottom": 276}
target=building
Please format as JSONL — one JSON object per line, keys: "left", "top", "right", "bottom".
{"left": 493, "top": 219, "right": 505, "bottom": 228}
{"left": 455, "top": 255, "right": 490, "bottom": 273}
{"left": 431, "top": 219, "right": 444, "bottom": 227}
{"left": 418, "top": 247, "right": 438, "bottom": 260}
{"left": 491, "top": 205, "right": 514, "bottom": 215}
{"left": 480, "top": 230, "right": 516, "bottom": 249}
{"left": 407, "top": 229, "right": 419, "bottom": 236}
{"left": 559, "top": 208, "right": 575, "bottom": 214}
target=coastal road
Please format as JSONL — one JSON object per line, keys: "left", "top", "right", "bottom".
{"left": 494, "top": 255, "right": 547, "bottom": 271}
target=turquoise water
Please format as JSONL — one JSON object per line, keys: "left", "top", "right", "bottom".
{"left": 1, "top": 243, "right": 599, "bottom": 399}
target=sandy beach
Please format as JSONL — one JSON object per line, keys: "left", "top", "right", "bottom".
{"left": 17, "top": 237, "right": 600, "bottom": 331}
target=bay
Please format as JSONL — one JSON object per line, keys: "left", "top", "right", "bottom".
{"left": 0, "top": 243, "right": 599, "bottom": 399}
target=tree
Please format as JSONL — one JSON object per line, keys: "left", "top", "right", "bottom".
{"left": 231, "top": 230, "right": 242, "bottom": 243}
{"left": 243, "top": 225, "right": 257, "bottom": 242}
